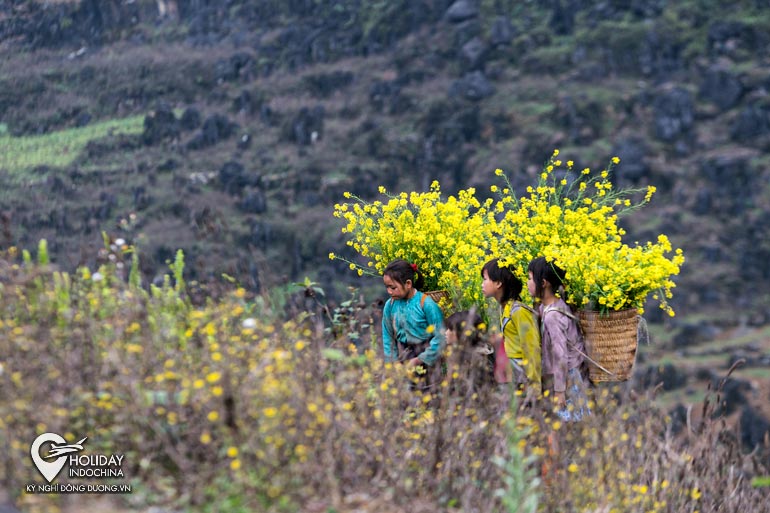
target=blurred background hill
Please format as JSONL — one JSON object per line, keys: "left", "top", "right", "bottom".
{"left": 1, "top": 0, "right": 770, "bottom": 428}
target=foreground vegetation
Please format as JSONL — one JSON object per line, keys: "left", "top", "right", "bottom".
{"left": 0, "top": 241, "right": 767, "bottom": 512}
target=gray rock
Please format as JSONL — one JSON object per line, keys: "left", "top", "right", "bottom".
{"left": 283, "top": 106, "right": 325, "bottom": 145}
{"left": 142, "top": 102, "right": 179, "bottom": 145}
{"left": 739, "top": 405, "right": 770, "bottom": 454}
{"left": 460, "top": 36, "right": 487, "bottom": 71}
{"left": 445, "top": 0, "right": 479, "bottom": 23}
{"left": 672, "top": 322, "right": 720, "bottom": 348}
{"left": 238, "top": 190, "right": 268, "bottom": 214}
{"left": 454, "top": 20, "right": 482, "bottom": 49}
{"left": 713, "top": 378, "right": 752, "bottom": 416}
{"left": 699, "top": 153, "right": 755, "bottom": 214}
{"left": 489, "top": 16, "right": 514, "bottom": 46}
{"left": 246, "top": 220, "right": 272, "bottom": 251}
{"left": 549, "top": 0, "right": 575, "bottom": 35}
{"left": 218, "top": 161, "right": 245, "bottom": 190}
{"left": 232, "top": 90, "right": 259, "bottom": 116}
{"left": 179, "top": 107, "right": 201, "bottom": 131}
{"left": 699, "top": 67, "right": 744, "bottom": 111}
{"left": 303, "top": 71, "right": 354, "bottom": 98}
{"left": 187, "top": 114, "right": 237, "bottom": 150}
{"left": 612, "top": 138, "right": 650, "bottom": 183}
{"left": 369, "top": 80, "right": 401, "bottom": 112}
{"left": 652, "top": 87, "right": 693, "bottom": 142}
{"left": 730, "top": 105, "right": 770, "bottom": 141}
{"left": 637, "top": 363, "right": 688, "bottom": 391}
{"left": 449, "top": 71, "right": 495, "bottom": 101}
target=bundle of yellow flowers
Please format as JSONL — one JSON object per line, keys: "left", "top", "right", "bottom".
{"left": 493, "top": 150, "right": 684, "bottom": 381}
{"left": 493, "top": 150, "right": 685, "bottom": 317}
{"left": 331, "top": 181, "right": 497, "bottom": 313}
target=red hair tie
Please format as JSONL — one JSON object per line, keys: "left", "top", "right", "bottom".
{"left": 410, "top": 263, "right": 418, "bottom": 272}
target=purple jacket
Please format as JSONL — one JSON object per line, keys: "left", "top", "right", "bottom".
{"left": 538, "top": 299, "right": 585, "bottom": 393}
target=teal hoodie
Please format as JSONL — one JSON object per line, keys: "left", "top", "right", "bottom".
{"left": 382, "top": 291, "right": 445, "bottom": 365}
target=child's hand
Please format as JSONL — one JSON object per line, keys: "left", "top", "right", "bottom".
{"left": 405, "top": 357, "right": 421, "bottom": 368}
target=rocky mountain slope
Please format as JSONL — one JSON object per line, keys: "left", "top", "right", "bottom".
{"left": 1, "top": 0, "right": 770, "bottom": 342}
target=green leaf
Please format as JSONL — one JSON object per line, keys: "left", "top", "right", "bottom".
{"left": 37, "top": 239, "right": 49, "bottom": 265}
{"left": 321, "top": 348, "right": 346, "bottom": 361}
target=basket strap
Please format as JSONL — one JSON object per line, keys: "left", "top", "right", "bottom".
{"left": 540, "top": 306, "right": 579, "bottom": 337}
{"left": 501, "top": 300, "right": 535, "bottom": 331}
{"left": 542, "top": 305, "right": 579, "bottom": 325}
{"left": 564, "top": 339, "right": 617, "bottom": 378}
{"left": 637, "top": 315, "right": 649, "bottom": 345}
{"left": 389, "top": 292, "right": 427, "bottom": 311}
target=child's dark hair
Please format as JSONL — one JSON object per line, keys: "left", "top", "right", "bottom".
{"left": 527, "top": 256, "right": 566, "bottom": 299}
{"left": 383, "top": 259, "right": 425, "bottom": 289}
{"left": 445, "top": 310, "right": 484, "bottom": 346}
{"left": 481, "top": 258, "right": 522, "bottom": 303}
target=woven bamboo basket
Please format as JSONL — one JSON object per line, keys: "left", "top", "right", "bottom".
{"left": 578, "top": 308, "right": 639, "bottom": 383}
{"left": 425, "top": 290, "right": 452, "bottom": 314}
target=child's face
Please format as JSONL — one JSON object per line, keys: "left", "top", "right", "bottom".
{"left": 481, "top": 270, "right": 501, "bottom": 300}
{"left": 527, "top": 271, "right": 537, "bottom": 298}
{"left": 383, "top": 274, "right": 412, "bottom": 300}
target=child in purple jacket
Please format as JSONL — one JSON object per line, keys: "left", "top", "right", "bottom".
{"left": 527, "top": 257, "right": 591, "bottom": 421}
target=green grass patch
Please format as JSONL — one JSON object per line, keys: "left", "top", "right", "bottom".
{"left": 644, "top": 322, "right": 674, "bottom": 346}
{"left": 0, "top": 115, "right": 145, "bottom": 179}
{"left": 647, "top": 324, "right": 770, "bottom": 370}
{"left": 671, "top": 354, "right": 725, "bottom": 367}
{"left": 703, "top": 325, "right": 770, "bottom": 351}
{"left": 513, "top": 101, "right": 555, "bottom": 118}
{"left": 737, "top": 367, "right": 770, "bottom": 380}
{"left": 656, "top": 388, "right": 706, "bottom": 409}
{"left": 550, "top": 141, "right": 614, "bottom": 168}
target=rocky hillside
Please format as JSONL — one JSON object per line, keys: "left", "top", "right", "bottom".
{"left": 1, "top": 0, "right": 770, "bottom": 343}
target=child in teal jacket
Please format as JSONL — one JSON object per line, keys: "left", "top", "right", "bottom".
{"left": 381, "top": 259, "right": 445, "bottom": 368}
